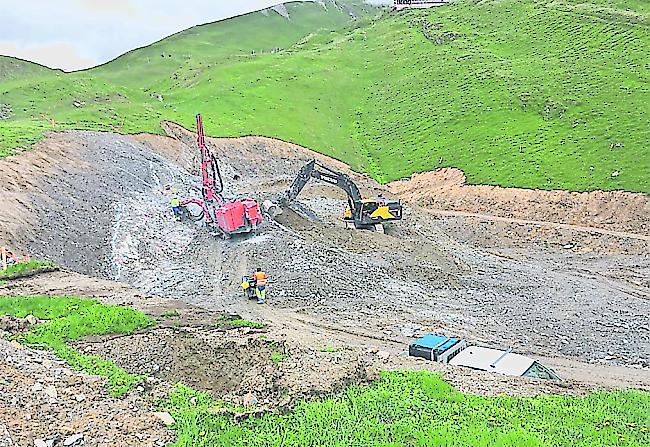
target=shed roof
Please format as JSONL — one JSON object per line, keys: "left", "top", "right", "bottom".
{"left": 411, "top": 334, "right": 461, "bottom": 352}
{"left": 448, "top": 346, "right": 536, "bottom": 377}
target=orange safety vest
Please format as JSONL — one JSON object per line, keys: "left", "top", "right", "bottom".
{"left": 253, "top": 271, "right": 268, "bottom": 286}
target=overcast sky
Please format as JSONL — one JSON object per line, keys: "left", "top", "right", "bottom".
{"left": 0, "top": 0, "right": 387, "bottom": 71}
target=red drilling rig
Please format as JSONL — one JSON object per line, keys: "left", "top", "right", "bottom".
{"left": 180, "top": 114, "right": 262, "bottom": 238}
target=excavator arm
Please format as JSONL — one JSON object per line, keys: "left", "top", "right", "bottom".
{"left": 282, "top": 160, "right": 364, "bottom": 219}
{"left": 277, "top": 159, "right": 402, "bottom": 230}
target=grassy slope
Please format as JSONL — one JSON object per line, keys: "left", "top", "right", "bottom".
{"left": 166, "top": 371, "right": 650, "bottom": 447}
{"left": 0, "top": 57, "right": 54, "bottom": 81}
{"left": 0, "top": 58, "right": 60, "bottom": 155}
{"left": 96, "top": 0, "right": 373, "bottom": 83}
{"left": 0, "top": 1, "right": 375, "bottom": 154}
{"left": 0, "top": 259, "right": 58, "bottom": 280}
{"left": 364, "top": 0, "right": 650, "bottom": 189}
{"left": 0, "top": 0, "right": 647, "bottom": 192}
{"left": 0, "top": 295, "right": 155, "bottom": 395}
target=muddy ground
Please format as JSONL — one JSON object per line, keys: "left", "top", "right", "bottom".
{"left": 2, "top": 271, "right": 609, "bottom": 447}
{"left": 6, "top": 270, "right": 637, "bottom": 400}
{"left": 2, "top": 126, "right": 647, "bottom": 364}
{"left": 0, "top": 125, "right": 649, "bottom": 445}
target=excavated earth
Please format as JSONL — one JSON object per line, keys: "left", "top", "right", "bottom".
{"left": 390, "top": 168, "right": 649, "bottom": 236}
{"left": 1, "top": 125, "right": 649, "bottom": 445}
{"left": 1, "top": 271, "right": 595, "bottom": 447}
{"left": 0, "top": 336, "right": 174, "bottom": 447}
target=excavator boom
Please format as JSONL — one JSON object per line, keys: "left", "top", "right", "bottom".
{"left": 279, "top": 159, "right": 402, "bottom": 230}
{"left": 283, "top": 160, "right": 362, "bottom": 206}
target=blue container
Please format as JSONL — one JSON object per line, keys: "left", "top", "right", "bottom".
{"left": 409, "top": 333, "right": 463, "bottom": 361}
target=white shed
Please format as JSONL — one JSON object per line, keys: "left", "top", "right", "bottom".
{"left": 449, "top": 346, "right": 561, "bottom": 379}
{"left": 394, "top": 1, "right": 451, "bottom": 9}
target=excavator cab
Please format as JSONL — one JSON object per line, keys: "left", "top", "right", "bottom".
{"left": 344, "top": 197, "right": 403, "bottom": 230}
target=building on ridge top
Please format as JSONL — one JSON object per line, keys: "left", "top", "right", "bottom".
{"left": 394, "top": 0, "right": 451, "bottom": 9}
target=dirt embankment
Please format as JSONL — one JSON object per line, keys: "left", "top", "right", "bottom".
{"left": 0, "top": 137, "right": 93, "bottom": 250}
{"left": 390, "top": 168, "right": 650, "bottom": 236}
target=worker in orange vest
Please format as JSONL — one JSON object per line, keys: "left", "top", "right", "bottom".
{"left": 253, "top": 268, "right": 268, "bottom": 304}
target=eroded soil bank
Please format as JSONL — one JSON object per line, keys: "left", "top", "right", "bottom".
{"left": 390, "top": 168, "right": 649, "bottom": 236}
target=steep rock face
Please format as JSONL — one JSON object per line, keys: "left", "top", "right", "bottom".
{"left": 321, "top": 0, "right": 376, "bottom": 18}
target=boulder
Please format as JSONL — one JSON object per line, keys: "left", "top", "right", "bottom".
{"left": 152, "top": 412, "right": 175, "bottom": 426}
{"left": 63, "top": 434, "right": 84, "bottom": 446}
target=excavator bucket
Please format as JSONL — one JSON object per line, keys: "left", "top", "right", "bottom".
{"left": 262, "top": 200, "right": 283, "bottom": 219}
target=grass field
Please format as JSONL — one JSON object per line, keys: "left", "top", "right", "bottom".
{"left": 225, "top": 319, "right": 266, "bottom": 329}
{"left": 0, "top": 295, "right": 155, "bottom": 396}
{"left": 166, "top": 371, "right": 650, "bottom": 447}
{"left": 0, "top": 259, "right": 58, "bottom": 280}
{"left": 0, "top": 0, "right": 647, "bottom": 192}
{"left": 1, "top": 296, "right": 648, "bottom": 444}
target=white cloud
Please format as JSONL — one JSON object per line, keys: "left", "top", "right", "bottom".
{"left": 0, "top": 41, "right": 96, "bottom": 70}
{"left": 0, "top": 0, "right": 311, "bottom": 71}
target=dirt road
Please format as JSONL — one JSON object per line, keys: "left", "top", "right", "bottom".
{"left": 2, "top": 270, "right": 648, "bottom": 395}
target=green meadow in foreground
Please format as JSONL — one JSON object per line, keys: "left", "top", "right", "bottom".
{"left": 1, "top": 296, "right": 648, "bottom": 445}
{"left": 0, "top": 0, "right": 648, "bottom": 193}
{"left": 165, "top": 371, "right": 650, "bottom": 447}
{"left": 0, "top": 295, "right": 155, "bottom": 396}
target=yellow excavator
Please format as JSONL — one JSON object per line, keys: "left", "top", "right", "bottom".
{"left": 274, "top": 160, "right": 403, "bottom": 232}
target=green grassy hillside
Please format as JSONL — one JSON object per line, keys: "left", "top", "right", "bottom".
{"left": 0, "top": 0, "right": 648, "bottom": 192}
{"left": 165, "top": 371, "right": 650, "bottom": 446}
{"left": 0, "top": 57, "right": 54, "bottom": 81}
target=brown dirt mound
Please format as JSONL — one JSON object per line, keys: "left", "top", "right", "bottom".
{"left": 77, "top": 328, "right": 283, "bottom": 397}
{"left": 390, "top": 168, "right": 650, "bottom": 235}
{"left": 75, "top": 326, "right": 374, "bottom": 409}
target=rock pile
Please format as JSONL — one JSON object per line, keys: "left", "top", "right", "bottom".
{"left": 0, "top": 340, "right": 173, "bottom": 447}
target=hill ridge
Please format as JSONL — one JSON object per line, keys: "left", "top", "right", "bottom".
{"left": 0, "top": 0, "right": 647, "bottom": 193}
